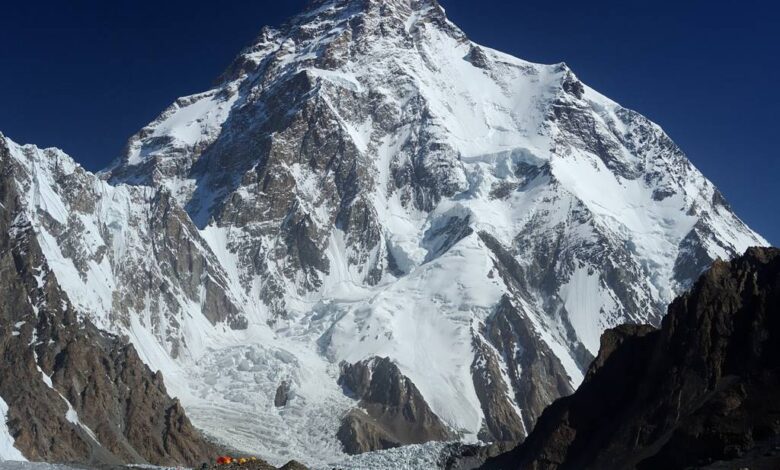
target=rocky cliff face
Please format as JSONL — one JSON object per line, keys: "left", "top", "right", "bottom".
{"left": 482, "top": 247, "right": 780, "bottom": 470}
{"left": 0, "top": 141, "right": 219, "bottom": 466}
{"left": 0, "top": 0, "right": 768, "bottom": 465}
{"left": 337, "top": 357, "right": 454, "bottom": 453}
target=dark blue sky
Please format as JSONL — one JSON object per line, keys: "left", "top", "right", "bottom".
{"left": 0, "top": 0, "right": 777, "bottom": 244}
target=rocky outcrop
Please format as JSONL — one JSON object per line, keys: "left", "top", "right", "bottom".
{"left": 472, "top": 297, "right": 575, "bottom": 444}
{"left": 336, "top": 357, "right": 454, "bottom": 453}
{"left": 148, "top": 189, "right": 244, "bottom": 331}
{"left": 482, "top": 247, "right": 780, "bottom": 470}
{"left": 274, "top": 380, "right": 291, "bottom": 407}
{"left": 0, "top": 143, "right": 219, "bottom": 466}
{"left": 471, "top": 334, "right": 526, "bottom": 443}
{"left": 471, "top": 233, "right": 581, "bottom": 443}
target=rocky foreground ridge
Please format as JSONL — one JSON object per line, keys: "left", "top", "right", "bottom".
{"left": 479, "top": 247, "right": 780, "bottom": 470}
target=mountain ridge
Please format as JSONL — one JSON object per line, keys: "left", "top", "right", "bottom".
{"left": 0, "top": 138, "right": 223, "bottom": 466}
{"left": 481, "top": 246, "right": 780, "bottom": 469}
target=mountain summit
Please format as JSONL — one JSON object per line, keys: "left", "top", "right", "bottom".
{"left": 0, "top": 0, "right": 767, "bottom": 466}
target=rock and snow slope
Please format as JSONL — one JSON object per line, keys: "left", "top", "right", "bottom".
{"left": 1, "top": 398, "right": 27, "bottom": 462}
{"left": 482, "top": 248, "right": 780, "bottom": 470}
{"left": 0, "top": 139, "right": 221, "bottom": 466}
{"left": 0, "top": 0, "right": 767, "bottom": 466}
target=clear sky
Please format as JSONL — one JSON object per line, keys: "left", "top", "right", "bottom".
{"left": 0, "top": 0, "right": 777, "bottom": 245}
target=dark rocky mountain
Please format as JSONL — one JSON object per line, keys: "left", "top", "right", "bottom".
{"left": 481, "top": 247, "right": 780, "bottom": 470}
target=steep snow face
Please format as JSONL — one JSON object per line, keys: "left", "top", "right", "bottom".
{"left": 2, "top": 0, "right": 768, "bottom": 465}
{"left": 326, "top": 231, "right": 505, "bottom": 434}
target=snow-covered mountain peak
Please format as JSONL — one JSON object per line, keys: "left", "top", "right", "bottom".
{"left": 301, "top": 0, "right": 447, "bottom": 21}
{"left": 4, "top": 1, "right": 768, "bottom": 466}
{"left": 108, "top": 1, "right": 559, "bottom": 219}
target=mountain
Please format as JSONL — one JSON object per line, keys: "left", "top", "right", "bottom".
{"left": 0, "top": 0, "right": 767, "bottom": 466}
{"left": 0, "top": 141, "right": 222, "bottom": 466}
{"left": 481, "top": 247, "right": 780, "bottom": 470}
